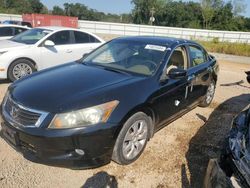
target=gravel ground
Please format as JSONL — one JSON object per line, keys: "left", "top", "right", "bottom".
{"left": 0, "top": 56, "right": 249, "bottom": 188}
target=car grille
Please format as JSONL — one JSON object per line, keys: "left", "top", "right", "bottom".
{"left": 2, "top": 94, "right": 48, "bottom": 127}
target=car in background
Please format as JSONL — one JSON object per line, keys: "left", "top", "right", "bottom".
{"left": 204, "top": 71, "right": 250, "bottom": 188}
{"left": 0, "top": 36, "right": 219, "bottom": 168}
{"left": 0, "top": 24, "right": 29, "bottom": 40}
{"left": 2, "top": 20, "right": 32, "bottom": 28}
{"left": 0, "top": 26, "right": 105, "bottom": 81}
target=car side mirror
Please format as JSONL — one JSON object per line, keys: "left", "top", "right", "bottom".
{"left": 44, "top": 40, "right": 55, "bottom": 47}
{"left": 168, "top": 68, "right": 187, "bottom": 79}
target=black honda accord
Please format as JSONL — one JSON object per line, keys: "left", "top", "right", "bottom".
{"left": 0, "top": 36, "right": 219, "bottom": 168}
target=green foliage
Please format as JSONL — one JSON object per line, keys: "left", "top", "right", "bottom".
{"left": 212, "top": 37, "right": 220, "bottom": 43}
{"left": 198, "top": 40, "right": 250, "bottom": 57}
{"left": 131, "top": 0, "right": 165, "bottom": 24}
{"left": 0, "top": 0, "right": 47, "bottom": 14}
{"left": 52, "top": 6, "right": 64, "bottom": 16}
{"left": 0, "top": 0, "right": 249, "bottom": 32}
{"left": 131, "top": 0, "right": 250, "bottom": 31}
{"left": 158, "top": 1, "right": 203, "bottom": 28}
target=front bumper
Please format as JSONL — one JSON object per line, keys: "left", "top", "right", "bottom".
{"left": 0, "top": 114, "right": 119, "bottom": 169}
{"left": 0, "top": 68, "right": 7, "bottom": 79}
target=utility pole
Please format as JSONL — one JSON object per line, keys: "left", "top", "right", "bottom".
{"left": 149, "top": 7, "right": 155, "bottom": 25}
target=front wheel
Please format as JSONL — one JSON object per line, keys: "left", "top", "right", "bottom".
{"left": 112, "top": 112, "right": 150, "bottom": 165}
{"left": 8, "top": 59, "right": 36, "bottom": 81}
{"left": 199, "top": 81, "right": 216, "bottom": 107}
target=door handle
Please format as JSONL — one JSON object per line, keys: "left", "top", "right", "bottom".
{"left": 66, "top": 49, "right": 72, "bottom": 53}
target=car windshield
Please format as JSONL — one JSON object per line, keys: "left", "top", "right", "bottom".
{"left": 10, "top": 28, "right": 52, "bottom": 44}
{"left": 83, "top": 40, "right": 167, "bottom": 76}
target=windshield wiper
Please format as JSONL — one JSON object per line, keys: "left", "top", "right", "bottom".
{"left": 87, "top": 63, "right": 130, "bottom": 75}
{"left": 102, "top": 66, "right": 131, "bottom": 75}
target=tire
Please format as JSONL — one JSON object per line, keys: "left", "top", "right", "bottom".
{"left": 8, "top": 59, "right": 36, "bottom": 82}
{"left": 199, "top": 81, "right": 216, "bottom": 107}
{"left": 112, "top": 112, "right": 151, "bottom": 165}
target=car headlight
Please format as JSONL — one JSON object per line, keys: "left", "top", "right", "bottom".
{"left": 0, "top": 51, "right": 7, "bottom": 55}
{"left": 49, "top": 100, "right": 119, "bottom": 129}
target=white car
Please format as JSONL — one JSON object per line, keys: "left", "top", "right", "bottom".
{"left": 0, "top": 26, "right": 105, "bottom": 81}
{"left": 0, "top": 24, "right": 29, "bottom": 40}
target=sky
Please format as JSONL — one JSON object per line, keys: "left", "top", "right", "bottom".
{"left": 40, "top": 0, "right": 250, "bottom": 17}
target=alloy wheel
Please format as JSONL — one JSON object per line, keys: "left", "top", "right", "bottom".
{"left": 13, "top": 63, "right": 33, "bottom": 80}
{"left": 122, "top": 120, "right": 148, "bottom": 160}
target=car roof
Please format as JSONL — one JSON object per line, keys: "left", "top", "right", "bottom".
{"left": 114, "top": 36, "right": 198, "bottom": 47}
{"left": 37, "top": 26, "right": 83, "bottom": 32}
{"left": 0, "top": 24, "right": 30, "bottom": 29}
{"left": 36, "top": 26, "right": 105, "bottom": 42}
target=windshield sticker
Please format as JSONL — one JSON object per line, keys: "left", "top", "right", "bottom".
{"left": 145, "top": 44, "right": 166, "bottom": 52}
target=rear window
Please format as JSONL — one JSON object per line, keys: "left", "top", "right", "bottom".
{"left": 74, "top": 31, "right": 100, "bottom": 43}
{"left": 0, "top": 27, "right": 13, "bottom": 36}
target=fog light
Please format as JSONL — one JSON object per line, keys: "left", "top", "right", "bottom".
{"left": 75, "top": 149, "right": 85, "bottom": 156}
{"left": 0, "top": 68, "right": 5, "bottom": 71}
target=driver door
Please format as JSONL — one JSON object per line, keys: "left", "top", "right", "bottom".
{"left": 39, "top": 30, "right": 76, "bottom": 70}
{"left": 152, "top": 45, "right": 189, "bottom": 129}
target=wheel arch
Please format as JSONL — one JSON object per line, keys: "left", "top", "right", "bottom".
{"left": 116, "top": 103, "right": 157, "bottom": 140}
{"left": 8, "top": 57, "right": 38, "bottom": 72}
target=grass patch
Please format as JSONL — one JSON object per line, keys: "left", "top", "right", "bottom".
{"left": 196, "top": 39, "right": 250, "bottom": 57}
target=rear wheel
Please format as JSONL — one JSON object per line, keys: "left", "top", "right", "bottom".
{"left": 112, "top": 112, "right": 150, "bottom": 165}
{"left": 199, "top": 81, "right": 216, "bottom": 107}
{"left": 8, "top": 59, "right": 36, "bottom": 81}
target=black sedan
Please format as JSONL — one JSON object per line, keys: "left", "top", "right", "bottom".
{"left": 0, "top": 36, "right": 219, "bottom": 168}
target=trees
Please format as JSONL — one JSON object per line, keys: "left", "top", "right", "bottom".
{"left": 52, "top": 6, "right": 65, "bottom": 16}
{"left": 158, "top": 1, "right": 203, "bottom": 28}
{"left": 29, "top": 0, "right": 44, "bottom": 13}
{"left": 200, "top": 0, "right": 224, "bottom": 29}
{"left": 0, "top": 0, "right": 249, "bottom": 31}
{"left": 131, "top": 0, "right": 165, "bottom": 25}
{"left": 0, "top": 0, "right": 47, "bottom": 14}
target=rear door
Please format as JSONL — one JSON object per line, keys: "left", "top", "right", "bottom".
{"left": 185, "top": 44, "right": 211, "bottom": 107}
{"left": 39, "top": 30, "right": 76, "bottom": 69}
{"left": 71, "top": 31, "right": 103, "bottom": 59}
{"left": 0, "top": 27, "right": 14, "bottom": 40}
{"left": 152, "top": 45, "right": 189, "bottom": 128}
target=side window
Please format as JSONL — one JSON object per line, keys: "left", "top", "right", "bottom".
{"left": 167, "top": 46, "right": 187, "bottom": 73}
{"left": 0, "top": 27, "right": 13, "bottom": 36}
{"left": 189, "top": 46, "right": 207, "bottom": 66}
{"left": 74, "top": 31, "right": 101, "bottom": 43}
{"left": 47, "top": 31, "right": 71, "bottom": 45}
{"left": 89, "top": 35, "right": 100, "bottom": 43}
{"left": 14, "top": 28, "right": 27, "bottom": 35}
{"left": 74, "top": 31, "right": 90, "bottom": 43}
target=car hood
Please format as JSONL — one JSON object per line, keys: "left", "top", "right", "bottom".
{"left": 10, "top": 63, "right": 136, "bottom": 113}
{"left": 0, "top": 40, "right": 29, "bottom": 52}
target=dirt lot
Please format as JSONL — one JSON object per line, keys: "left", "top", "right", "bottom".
{"left": 0, "top": 59, "right": 249, "bottom": 188}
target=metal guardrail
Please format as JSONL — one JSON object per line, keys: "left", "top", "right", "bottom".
{"left": 1, "top": 13, "right": 250, "bottom": 43}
